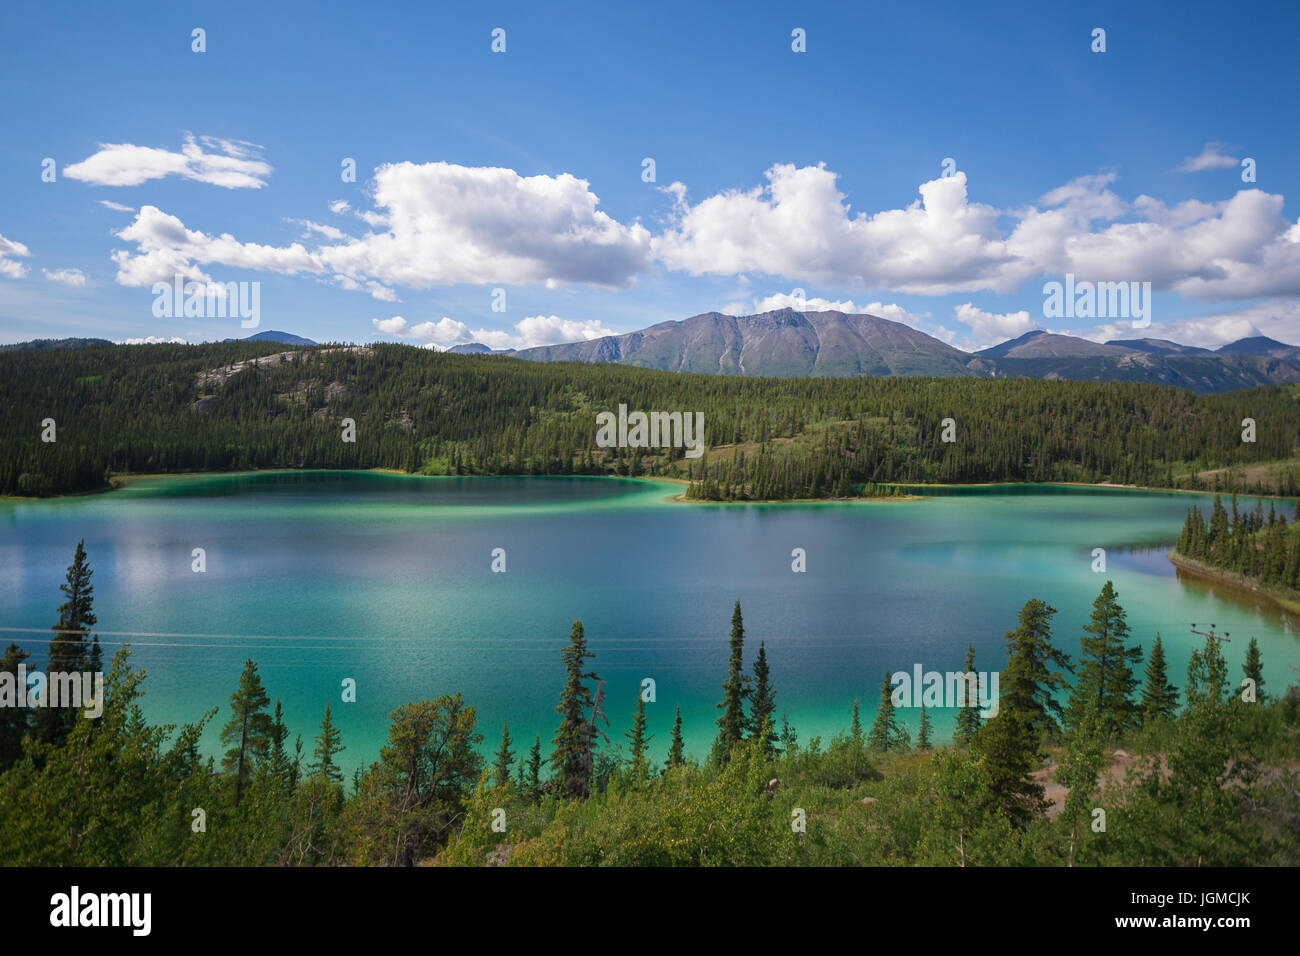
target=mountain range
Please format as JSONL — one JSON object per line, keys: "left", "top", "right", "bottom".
{"left": 498, "top": 310, "right": 1300, "bottom": 394}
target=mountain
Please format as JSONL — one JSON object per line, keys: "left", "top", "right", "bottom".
{"left": 977, "top": 330, "right": 1130, "bottom": 359}
{"left": 0, "top": 337, "right": 113, "bottom": 351}
{"left": 1215, "top": 335, "right": 1300, "bottom": 360}
{"left": 224, "top": 330, "right": 317, "bottom": 346}
{"left": 510, "top": 311, "right": 1300, "bottom": 393}
{"left": 517, "top": 309, "right": 980, "bottom": 378}
{"left": 1106, "top": 338, "right": 1213, "bottom": 356}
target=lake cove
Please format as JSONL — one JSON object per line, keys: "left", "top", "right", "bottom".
{"left": 1, "top": 471, "right": 1296, "bottom": 775}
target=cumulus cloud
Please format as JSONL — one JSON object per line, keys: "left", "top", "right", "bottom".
{"left": 1173, "top": 142, "right": 1239, "bottom": 173}
{"left": 1081, "top": 299, "right": 1300, "bottom": 349}
{"left": 117, "top": 335, "right": 188, "bottom": 344}
{"left": 64, "top": 134, "right": 271, "bottom": 188}
{"left": 952, "top": 303, "right": 1037, "bottom": 349}
{"left": 0, "top": 234, "right": 31, "bottom": 278}
{"left": 372, "top": 313, "right": 617, "bottom": 350}
{"left": 109, "top": 162, "right": 652, "bottom": 293}
{"left": 98, "top": 200, "right": 135, "bottom": 212}
{"left": 328, "top": 200, "right": 351, "bottom": 214}
{"left": 43, "top": 267, "right": 88, "bottom": 286}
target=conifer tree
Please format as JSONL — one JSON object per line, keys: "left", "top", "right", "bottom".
{"left": 0, "top": 643, "right": 31, "bottom": 771}
{"left": 750, "top": 641, "right": 778, "bottom": 755}
{"left": 953, "top": 643, "right": 983, "bottom": 745}
{"left": 39, "top": 539, "right": 97, "bottom": 744}
{"left": 917, "top": 705, "right": 933, "bottom": 750}
{"left": 311, "top": 704, "right": 345, "bottom": 783}
{"left": 625, "top": 694, "right": 651, "bottom": 780}
{"left": 779, "top": 709, "right": 798, "bottom": 755}
{"left": 867, "top": 673, "right": 904, "bottom": 751}
{"left": 551, "top": 621, "right": 599, "bottom": 799}
{"left": 1139, "top": 633, "right": 1179, "bottom": 723}
{"left": 713, "top": 600, "right": 751, "bottom": 763}
{"left": 268, "top": 699, "right": 291, "bottom": 788}
{"left": 1000, "top": 598, "right": 1072, "bottom": 736}
{"left": 1067, "top": 581, "right": 1142, "bottom": 736}
{"left": 667, "top": 705, "right": 685, "bottom": 768}
{"left": 850, "top": 697, "right": 863, "bottom": 744}
{"left": 1243, "top": 637, "right": 1265, "bottom": 703}
{"left": 220, "top": 659, "right": 274, "bottom": 803}
{"left": 493, "top": 720, "right": 515, "bottom": 788}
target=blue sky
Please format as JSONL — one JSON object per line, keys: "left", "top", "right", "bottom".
{"left": 1, "top": 0, "right": 1298, "bottom": 349}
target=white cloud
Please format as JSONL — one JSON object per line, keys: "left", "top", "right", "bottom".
{"left": 1081, "top": 299, "right": 1300, "bottom": 349}
{"left": 43, "top": 267, "right": 88, "bottom": 287}
{"left": 372, "top": 313, "right": 617, "bottom": 350}
{"left": 1173, "top": 142, "right": 1239, "bottom": 173}
{"left": 0, "top": 234, "right": 31, "bottom": 278}
{"left": 328, "top": 200, "right": 351, "bottom": 215}
{"left": 110, "top": 162, "right": 652, "bottom": 293}
{"left": 952, "top": 303, "right": 1037, "bottom": 349}
{"left": 98, "top": 200, "right": 135, "bottom": 212}
{"left": 64, "top": 134, "right": 271, "bottom": 188}
{"left": 117, "top": 335, "right": 188, "bottom": 345}
{"left": 291, "top": 219, "right": 348, "bottom": 241}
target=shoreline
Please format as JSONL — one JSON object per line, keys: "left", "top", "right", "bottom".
{"left": 1167, "top": 550, "right": 1300, "bottom": 617}
{"left": 4, "top": 467, "right": 1292, "bottom": 506}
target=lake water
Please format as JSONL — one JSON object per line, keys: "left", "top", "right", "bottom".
{"left": 1, "top": 471, "right": 1296, "bottom": 774}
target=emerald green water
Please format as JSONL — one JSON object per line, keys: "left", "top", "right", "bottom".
{"left": 1, "top": 472, "right": 1296, "bottom": 773}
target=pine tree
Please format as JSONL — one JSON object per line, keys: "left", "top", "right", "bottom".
{"left": 39, "top": 538, "right": 97, "bottom": 744}
{"left": 867, "top": 673, "right": 904, "bottom": 751}
{"left": 625, "top": 693, "right": 651, "bottom": 780}
{"left": 1243, "top": 636, "right": 1265, "bottom": 703}
{"left": 1000, "top": 598, "right": 1071, "bottom": 736}
{"left": 550, "top": 621, "right": 599, "bottom": 799}
{"left": 667, "top": 705, "right": 685, "bottom": 768}
{"left": 1067, "top": 581, "right": 1142, "bottom": 736}
{"left": 953, "top": 643, "right": 983, "bottom": 745}
{"left": 750, "top": 641, "right": 778, "bottom": 755}
{"left": 1139, "top": 633, "right": 1179, "bottom": 723}
{"left": 779, "top": 708, "right": 798, "bottom": 755}
{"left": 311, "top": 704, "right": 345, "bottom": 783}
{"left": 268, "top": 699, "right": 291, "bottom": 788}
{"left": 713, "top": 600, "right": 751, "bottom": 763}
{"left": 493, "top": 720, "right": 515, "bottom": 788}
{"left": 220, "top": 659, "right": 274, "bottom": 803}
{"left": 850, "top": 697, "right": 863, "bottom": 744}
{"left": 917, "top": 705, "right": 933, "bottom": 750}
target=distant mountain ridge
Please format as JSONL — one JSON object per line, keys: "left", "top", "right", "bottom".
{"left": 504, "top": 309, "right": 1300, "bottom": 394}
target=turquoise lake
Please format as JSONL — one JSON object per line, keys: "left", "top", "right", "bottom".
{"left": 1, "top": 471, "right": 1296, "bottom": 774}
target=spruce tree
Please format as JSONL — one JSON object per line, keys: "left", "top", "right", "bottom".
{"left": 750, "top": 641, "right": 778, "bottom": 756}
{"left": 268, "top": 699, "right": 291, "bottom": 788}
{"left": 550, "top": 621, "right": 599, "bottom": 799}
{"left": 493, "top": 720, "right": 515, "bottom": 788}
{"left": 39, "top": 539, "right": 97, "bottom": 744}
{"left": 917, "top": 705, "right": 933, "bottom": 750}
{"left": 667, "top": 705, "right": 685, "bottom": 768}
{"left": 850, "top": 697, "right": 863, "bottom": 744}
{"left": 779, "top": 708, "right": 798, "bottom": 755}
{"left": 1000, "top": 598, "right": 1072, "bottom": 736}
{"left": 867, "top": 673, "right": 903, "bottom": 751}
{"left": 1243, "top": 637, "right": 1265, "bottom": 703}
{"left": 311, "top": 704, "right": 345, "bottom": 783}
{"left": 625, "top": 694, "right": 651, "bottom": 780}
{"left": 1067, "top": 581, "right": 1142, "bottom": 736}
{"left": 1139, "top": 633, "right": 1179, "bottom": 722}
{"left": 713, "top": 600, "right": 751, "bottom": 763}
{"left": 953, "top": 643, "right": 982, "bottom": 745}
{"left": 219, "top": 659, "right": 273, "bottom": 803}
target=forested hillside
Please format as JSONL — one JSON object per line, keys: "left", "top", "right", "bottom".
{"left": 2, "top": 342, "right": 1298, "bottom": 498}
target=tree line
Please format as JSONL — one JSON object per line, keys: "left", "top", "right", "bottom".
{"left": 3, "top": 343, "right": 1298, "bottom": 499}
